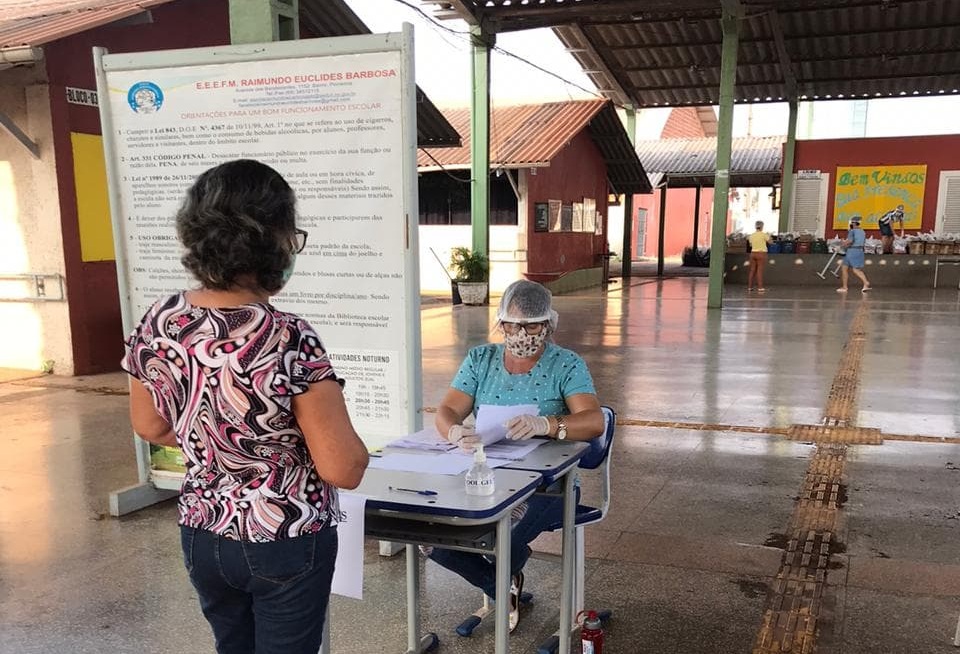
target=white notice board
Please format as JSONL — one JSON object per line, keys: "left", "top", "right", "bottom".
{"left": 95, "top": 30, "right": 423, "bottom": 488}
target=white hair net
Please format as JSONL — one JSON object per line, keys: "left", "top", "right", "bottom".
{"left": 496, "top": 280, "right": 559, "bottom": 331}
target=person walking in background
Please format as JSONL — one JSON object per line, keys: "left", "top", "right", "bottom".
{"left": 878, "top": 204, "right": 905, "bottom": 254}
{"left": 122, "top": 160, "right": 369, "bottom": 654}
{"left": 837, "top": 215, "right": 872, "bottom": 293}
{"left": 746, "top": 220, "right": 771, "bottom": 293}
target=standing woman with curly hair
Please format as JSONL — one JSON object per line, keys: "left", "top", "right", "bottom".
{"left": 122, "top": 159, "right": 369, "bottom": 654}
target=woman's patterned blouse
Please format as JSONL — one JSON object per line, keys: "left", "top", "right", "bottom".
{"left": 122, "top": 292, "right": 343, "bottom": 542}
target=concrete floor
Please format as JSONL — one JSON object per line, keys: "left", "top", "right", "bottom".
{"left": 1, "top": 279, "right": 958, "bottom": 653}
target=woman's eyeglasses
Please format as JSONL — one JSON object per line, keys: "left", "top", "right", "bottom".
{"left": 501, "top": 321, "right": 547, "bottom": 335}
{"left": 293, "top": 229, "right": 308, "bottom": 254}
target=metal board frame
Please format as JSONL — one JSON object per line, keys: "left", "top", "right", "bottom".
{"left": 94, "top": 27, "right": 423, "bottom": 511}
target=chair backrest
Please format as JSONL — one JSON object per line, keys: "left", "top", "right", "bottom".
{"left": 579, "top": 405, "right": 616, "bottom": 522}
{"left": 578, "top": 405, "right": 616, "bottom": 470}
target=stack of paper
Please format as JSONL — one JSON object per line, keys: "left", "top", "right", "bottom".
{"left": 482, "top": 439, "right": 546, "bottom": 461}
{"left": 386, "top": 428, "right": 456, "bottom": 452}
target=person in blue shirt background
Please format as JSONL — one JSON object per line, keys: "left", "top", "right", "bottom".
{"left": 838, "top": 216, "right": 872, "bottom": 293}
{"left": 432, "top": 279, "right": 604, "bottom": 631}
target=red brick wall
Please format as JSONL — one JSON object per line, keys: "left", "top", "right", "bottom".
{"left": 525, "top": 130, "right": 609, "bottom": 276}
{"left": 661, "top": 107, "right": 707, "bottom": 139}
{"left": 793, "top": 135, "right": 960, "bottom": 235}
{"left": 45, "top": 0, "right": 230, "bottom": 374}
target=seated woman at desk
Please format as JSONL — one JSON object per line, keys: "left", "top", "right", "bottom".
{"left": 431, "top": 279, "right": 605, "bottom": 631}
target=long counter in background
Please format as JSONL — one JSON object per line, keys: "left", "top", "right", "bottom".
{"left": 724, "top": 253, "right": 960, "bottom": 288}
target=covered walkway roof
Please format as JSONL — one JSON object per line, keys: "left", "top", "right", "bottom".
{"left": 418, "top": 99, "right": 652, "bottom": 194}
{"left": 428, "top": 0, "right": 960, "bottom": 108}
{"left": 638, "top": 135, "right": 784, "bottom": 188}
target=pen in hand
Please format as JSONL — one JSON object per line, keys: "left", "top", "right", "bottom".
{"left": 388, "top": 486, "right": 438, "bottom": 497}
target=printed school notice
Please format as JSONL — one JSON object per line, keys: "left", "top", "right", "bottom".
{"left": 102, "top": 45, "right": 417, "bottom": 460}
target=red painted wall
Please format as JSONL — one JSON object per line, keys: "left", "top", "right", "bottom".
{"left": 628, "top": 107, "right": 715, "bottom": 259}
{"left": 525, "top": 130, "right": 609, "bottom": 275}
{"left": 635, "top": 187, "right": 718, "bottom": 258}
{"left": 45, "top": 0, "right": 230, "bottom": 374}
{"left": 793, "top": 134, "right": 960, "bottom": 235}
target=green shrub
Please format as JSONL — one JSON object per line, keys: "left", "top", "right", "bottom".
{"left": 449, "top": 247, "right": 489, "bottom": 282}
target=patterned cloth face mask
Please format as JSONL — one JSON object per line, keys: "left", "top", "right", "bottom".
{"left": 503, "top": 329, "right": 549, "bottom": 358}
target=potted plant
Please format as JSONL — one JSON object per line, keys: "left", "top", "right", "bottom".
{"left": 449, "top": 246, "right": 489, "bottom": 305}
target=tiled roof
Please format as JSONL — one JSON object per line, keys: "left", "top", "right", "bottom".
{"left": 636, "top": 135, "right": 784, "bottom": 188}
{"left": 419, "top": 99, "right": 650, "bottom": 193}
{"left": 0, "top": 0, "right": 175, "bottom": 49}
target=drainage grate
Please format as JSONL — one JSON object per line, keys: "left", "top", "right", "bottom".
{"left": 786, "top": 424, "right": 882, "bottom": 445}
{"left": 752, "top": 445, "right": 846, "bottom": 654}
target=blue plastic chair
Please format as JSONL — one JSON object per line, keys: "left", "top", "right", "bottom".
{"left": 533, "top": 405, "right": 616, "bottom": 654}
{"left": 454, "top": 406, "right": 617, "bottom": 645}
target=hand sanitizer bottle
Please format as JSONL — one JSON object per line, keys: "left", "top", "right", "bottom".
{"left": 465, "top": 443, "right": 495, "bottom": 496}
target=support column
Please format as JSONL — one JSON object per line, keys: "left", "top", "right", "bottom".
{"left": 692, "top": 184, "right": 702, "bottom": 249}
{"left": 229, "top": 0, "right": 299, "bottom": 44}
{"left": 470, "top": 26, "right": 494, "bottom": 257}
{"left": 657, "top": 178, "right": 668, "bottom": 277}
{"left": 707, "top": 0, "right": 741, "bottom": 309}
{"left": 778, "top": 98, "right": 799, "bottom": 233}
{"left": 621, "top": 105, "right": 637, "bottom": 278}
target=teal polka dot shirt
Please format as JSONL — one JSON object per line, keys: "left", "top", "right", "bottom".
{"left": 451, "top": 343, "right": 596, "bottom": 416}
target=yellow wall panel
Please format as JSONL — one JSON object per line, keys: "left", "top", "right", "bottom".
{"left": 71, "top": 132, "right": 115, "bottom": 262}
{"left": 833, "top": 164, "right": 926, "bottom": 230}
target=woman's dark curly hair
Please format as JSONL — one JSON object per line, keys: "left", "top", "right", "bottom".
{"left": 177, "top": 159, "right": 296, "bottom": 293}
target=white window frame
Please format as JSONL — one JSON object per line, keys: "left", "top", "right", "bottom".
{"left": 788, "top": 173, "right": 830, "bottom": 237}
{"left": 935, "top": 170, "right": 960, "bottom": 234}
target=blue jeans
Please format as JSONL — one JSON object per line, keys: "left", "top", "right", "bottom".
{"left": 181, "top": 526, "right": 338, "bottom": 654}
{"left": 428, "top": 490, "right": 574, "bottom": 599}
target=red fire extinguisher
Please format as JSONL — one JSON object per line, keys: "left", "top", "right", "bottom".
{"left": 577, "top": 610, "right": 604, "bottom": 654}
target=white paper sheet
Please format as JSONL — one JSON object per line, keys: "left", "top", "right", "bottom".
{"left": 475, "top": 404, "right": 540, "bottom": 445}
{"left": 482, "top": 439, "right": 546, "bottom": 461}
{"left": 332, "top": 492, "right": 367, "bottom": 600}
{"left": 368, "top": 452, "right": 474, "bottom": 475}
{"left": 386, "top": 427, "right": 456, "bottom": 452}
{"left": 367, "top": 451, "right": 515, "bottom": 475}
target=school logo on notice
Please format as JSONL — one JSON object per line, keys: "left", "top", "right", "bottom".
{"left": 127, "top": 81, "right": 164, "bottom": 114}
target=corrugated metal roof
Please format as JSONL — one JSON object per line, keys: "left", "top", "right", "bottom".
{"left": 0, "top": 0, "right": 175, "bottom": 49}
{"left": 419, "top": 99, "right": 651, "bottom": 193}
{"left": 427, "top": 0, "right": 960, "bottom": 108}
{"left": 637, "top": 135, "right": 784, "bottom": 188}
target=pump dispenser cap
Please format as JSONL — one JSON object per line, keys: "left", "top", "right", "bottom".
{"left": 474, "top": 443, "right": 486, "bottom": 463}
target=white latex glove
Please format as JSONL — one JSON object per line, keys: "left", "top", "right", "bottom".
{"left": 505, "top": 414, "right": 550, "bottom": 441}
{"left": 448, "top": 424, "right": 480, "bottom": 453}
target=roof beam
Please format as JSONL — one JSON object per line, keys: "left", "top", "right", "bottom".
{"left": 617, "top": 46, "right": 960, "bottom": 72}
{"left": 481, "top": 0, "right": 716, "bottom": 22}
{"left": 450, "top": 0, "right": 934, "bottom": 31}
{"left": 599, "top": 19, "right": 960, "bottom": 51}
{"left": 766, "top": 10, "right": 797, "bottom": 99}
{"left": 0, "top": 109, "right": 40, "bottom": 159}
{"left": 421, "top": 0, "right": 481, "bottom": 25}
{"left": 626, "top": 69, "right": 960, "bottom": 94}
{"left": 553, "top": 25, "right": 631, "bottom": 106}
